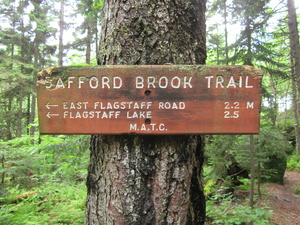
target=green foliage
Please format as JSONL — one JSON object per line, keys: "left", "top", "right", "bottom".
{"left": 236, "top": 126, "right": 292, "bottom": 161}
{"left": 205, "top": 135, "right": 239, "bottom": 181}
{"left": 69, "top": 52, "right": 98, "bottom": 66}
{"left": 206, "top": 196, "right": 273, "bottom": 224}
{"left": 287, "top": 155, "right": 300, "bottom": 171}
{"left": 204, "top": 179, "right": 216, "bottom": 195}
{"left": 205, "top": 126, "right": 293, "bottom": 189}
{"left": 295, "top": 186, "right": 300, "bottom": 195}
{"left": 0, "top": 135, "right": 90, "bottom": 224}
{"left": 0, "top": 182, "right": 86, "bottom": 224}
{"left": 237, "top": 177, "right": 255, "bottom": 190}
{"left": 1, "top": 135, "right": 89, "bottom": 187}
{"left": 77, "top": 0, "right": 103, "bottom": 17}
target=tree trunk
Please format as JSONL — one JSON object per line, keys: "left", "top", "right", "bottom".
{"left": 86, "top": 17, "right": 92, "bottom": 65}
{"left": 95, "top": 18, "right": 99, "bottom": 62}
{"left": 287, "top": 0, "right": 300, "bottom": 154}
{"left": 16, "top": 84, "right": 23, "bottom": 137}
{"left": 245, "top": 17, "right": 253, "bottom": 66}
{"left": 249, "top": 135, "right": 255, "bottom": 208}
{"left": 6, "top": 95, "right": 13, "bottom": 140}
{"left": 29, "top": 93, "right": 36, "bottom": 136}
{"left": 58, "top": 0, "right": 64, "bottom": 66}
{"left": 291, "top": 64, "right": 300, "bottom": 153}
{"left": 223, "top": 0, "right": 229, "bottom": 65}
{"left": 85, "top": 0, "right": 206, "bottom": 224}
{"left": 292, "top": 70, "right": 300, "bottom": 153}
{"left": 31, "top": 1, "right": 41, "bottom": 137}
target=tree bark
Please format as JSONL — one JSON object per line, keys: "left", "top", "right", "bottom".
{"left": 29, "top": 93, "right": 36, "bottom": 136}
{"left": 16, "top": 84, "right": 23, "bottom": 137}
{"left": 86, "top": 17, "right": 92, "bottom": 64}
{"left": 287, "top": 0, "right": 300, "bottom": 154}
{"left": 291, "top": 69, "right": 300, "bottom": 153}
{"left": 85, "top": 0, "right": 206, "bottom": 224}
{"left": 223, "top": 0, "right": 229, "bottom": 64}
{"left": 58, "top": 0, "right": 64, "bottom": 66}
{"left": 6, "top": 95, "right": 13, "bottom": 140}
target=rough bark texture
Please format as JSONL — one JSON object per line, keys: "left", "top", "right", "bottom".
{"left": 97, "top": 0, "right": 206, "bottom": 65}
{"left": 85, "top": 0, "right": 206, "bottom": 224}
{"left": 287, "top": 0, "right": 300, "bottom": 154}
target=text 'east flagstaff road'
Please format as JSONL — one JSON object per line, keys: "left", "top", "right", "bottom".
{"left": 37, "top": 65, "right": 263, "bottom": 135}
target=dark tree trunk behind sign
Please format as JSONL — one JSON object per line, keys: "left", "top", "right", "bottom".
{"left": 85, "top": 0, "right": 206, "bottom": 224}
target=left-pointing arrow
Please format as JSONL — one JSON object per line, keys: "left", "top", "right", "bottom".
{"left": 46, "top": 112, "right": 59, "bottom": 118}
{"left": 46, "top": 102, "right": 58, "bottom": 109}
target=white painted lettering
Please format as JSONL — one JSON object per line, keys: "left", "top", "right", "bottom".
{"left": 78, "top": 76, "right": 85, "bottom": 88}
{"left": 70, "top": 102, "right": 76, "bottom": 109}
{"left": 126, "top": 111, "right": 152, "bottom": 119}
{"left": 89, "top": 77, "right": 99, "bottom": 89}
{"left": 159, "top": 123, "right": 166, "bottom": 131}
{"left": 55, "top": 78, "right": 65, "bottom": 89}
{"left": 158, "top": 102, "right": 186, "bottom": 109}
{"left": 130, "top": 123, "right": 137, "bottom": 131}
{"left": 165, "top": 102, "right": 171, "bottom": 109}
{"left": 63, "top": 102, "right": 68, "bottom": 109}
{"left": 102, "top": 111, "right": 108, "bottom": 118}
{"left": 113, "top": 76, "right": 122, "bottom": 89}
{"left": 140, "top": 124, "right": 147, "bottom": 131}
{"left": 106, "top": 102, "right": 113, "bottom": 109}
{"left": 183, "top": 76, "right": 193, "bottom": 88}
{"left": 94, "top": 102, "right": 99, "bottom": 109}
{"left": 133, "top": 102, "right": 140, "bottom": 109}
{"left": 226, "top": 76, "right": 236, "bottom": 88}
{"left": 136, "top": 76, "right": 144, "bottom": 88}
{"left": 63, "top": 111, "right": 68, "bottom": 118}
{"left": 75, "top": 111, "right": 81, "bottom": 118}
{"left": 158, "top": 102, "right": 164, "bottom": 109}
{"left": 205, "top": 75, "right": 254, "bottom": 89}
{"left": 205, "top": 76, "right": 213, "bottom": 88}
{"left": 216, "top": 76, "right": 224, "bottom": 88}
{"left": 245, "top": 76, "right": 253, "bottom": 88}
{"left": 93, "top": 101, "right": 153, "bottom": 110}
{"left": 45, "top": 77, "right": 53, "bottom": 89}
{"left": 63, "top": 101, "right": 88, "bottom": 110}
{"left": 171, "top": 76, "right": 181, "bottom": 88}
{"left": 67, "top": 77, "right": 75, "bottom": 88}
{"left": 102, "top": 76, "right": 110, "bottom": 88}
{"left": 147, "top": 102, "right": 152, "bottom": 109}
{"left": 115, "top": 111, "right": 120, "bottom": 118}
{"left": 135, "top": 76, "right": 193, "bottom": 89}
{"left": 179, "top": 102, "right": 186, "bottom": 109}
{"left": 141, "top": 102, "right": 146, "bottom": 109}
{"left": 147, "top": 76, "right": 156, "bottom": 88}
{"left": 159, "top": 76, "right": 168, "bottom": 88}
{"left": 239, "top": 76, "right": 243, "bottom": 88}
{"left": 247, "top": 102, "right": 254, "bottom": 109}
{"left": 129, "top": 123, "right": 167, "bottom": 132}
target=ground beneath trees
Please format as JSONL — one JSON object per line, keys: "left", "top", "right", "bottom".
{"left": 261, "top": 171, "right": 300, "bottom": 224}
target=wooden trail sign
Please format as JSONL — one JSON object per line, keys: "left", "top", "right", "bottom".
{"left": 37, "top": 65, "right": 263, "bottom": 135}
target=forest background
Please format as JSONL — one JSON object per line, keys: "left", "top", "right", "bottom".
{"left": 0, "top": 0, "right": 300, "bottom": 224}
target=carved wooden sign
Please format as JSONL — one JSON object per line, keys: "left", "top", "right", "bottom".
{"left": 37, "top": 65, "right": 263, "bottom": 135}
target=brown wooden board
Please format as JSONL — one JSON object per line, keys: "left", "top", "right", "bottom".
{"left": 37, "top": 65, "right": 263, "bottom": 135}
